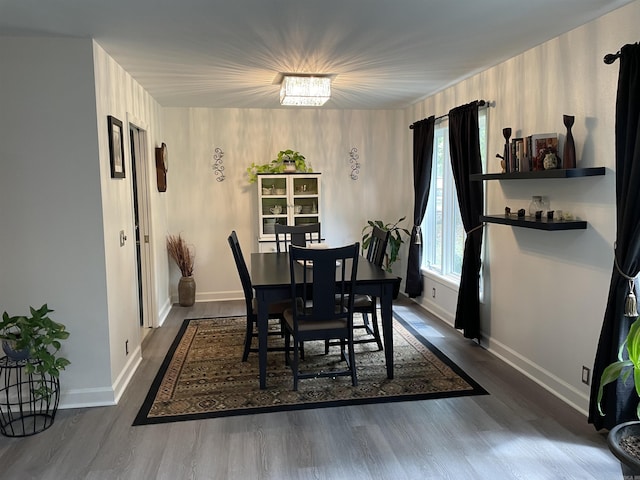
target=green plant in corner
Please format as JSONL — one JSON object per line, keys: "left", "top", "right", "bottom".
{"left": 0, "top": 304, "right": 71, "bottom": 398}
{"left": 597, "top": 315, "right": 640, "bottom": 419}
{"left": 362, "top": 216, "right": 411, "bottom": 272}
{"left": 246, "top": 149, "right": 312, "bottom": 183}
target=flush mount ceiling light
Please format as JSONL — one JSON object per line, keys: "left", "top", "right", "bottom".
{"left": 279, "top": 75, "right": 331, "bottom": 106}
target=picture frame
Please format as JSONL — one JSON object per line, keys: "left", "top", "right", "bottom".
{"left": 108, "top": 115, "right": 125, "bottom": 178}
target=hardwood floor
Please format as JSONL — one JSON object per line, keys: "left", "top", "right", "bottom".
{"left": 0, "top": 298, "right": 622, "bottom": 479}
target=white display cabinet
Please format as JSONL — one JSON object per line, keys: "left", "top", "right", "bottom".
{"left": 257, "top": 173, "right": 321, "bottom": 252}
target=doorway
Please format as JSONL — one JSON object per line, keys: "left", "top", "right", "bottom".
{"left": 129, "top": 122, "right": 156, "bottom": 337}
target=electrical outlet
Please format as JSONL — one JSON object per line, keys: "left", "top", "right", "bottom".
{"left": 582, "top": 366, "right": 590, "bottom": 385}
{"left": 125, "top": 340, "right": 129, "bottom": 356}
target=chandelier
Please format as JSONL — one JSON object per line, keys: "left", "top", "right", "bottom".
{"left": 279, "top": 75, "right": 331, "bottom": 106}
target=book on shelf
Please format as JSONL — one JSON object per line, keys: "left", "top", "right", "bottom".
{"left": 523, "top": 133, "right": 557, "bottom": 171}
{"left": 511, "top": 138, "right": 524, "bottom": 172}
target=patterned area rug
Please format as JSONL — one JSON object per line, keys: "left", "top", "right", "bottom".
{"left": 133, "top": 314, "right": 487, "bottom": 425}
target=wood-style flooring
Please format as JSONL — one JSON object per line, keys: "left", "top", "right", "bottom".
{"left": 0, "top": 298, "right": 623, "bottom": 479}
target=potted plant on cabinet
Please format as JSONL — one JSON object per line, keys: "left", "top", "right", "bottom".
{"left": 167, "top": 233, "right": 196, "bottom": 306}
{"left": 361, "top": 216, "right": 411, "bottom": 273}
{"left": 246, "top": 149, "right": 312, "bottom": 183}
{"left": 0, "top": 304, "right": 70, "bottom": 397}
{"left": 597, "top": 314, "right": 640, "bottom": 476}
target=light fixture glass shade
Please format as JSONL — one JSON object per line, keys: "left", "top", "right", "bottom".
{"left": 280, "top": 76, "right": 331, "bottom": 106}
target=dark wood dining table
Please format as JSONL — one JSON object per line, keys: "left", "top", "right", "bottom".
{"left": 251, "top": 251, "right": 401, "bottom": 389}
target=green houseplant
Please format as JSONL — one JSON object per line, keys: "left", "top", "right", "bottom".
{"left": 0, "top": 304, "right": 71, "bottom": 397}
{"left": 246, "top": 149, "right": 312, "bottom": 183}
{"left": 597, "top": 315, "right": 640, "bottom": 475}
{"left": 361, "top": 216, "right": 411, "bottom": 272}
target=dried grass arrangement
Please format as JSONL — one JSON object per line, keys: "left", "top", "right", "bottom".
{"left": 167, "top": 234, "right": 195, "bottom": 277}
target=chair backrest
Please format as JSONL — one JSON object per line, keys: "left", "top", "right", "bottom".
{"left": 367, "top": 225, "right": 390, "bottom": 268}
{"left": 274, "top": 223, "right": 321, "bottom": 253}
{"left": 227, "top": 231, "right": 254, "bottom": 310}
{"left": 288, "top": 243, "right": 359, "bottom": 325}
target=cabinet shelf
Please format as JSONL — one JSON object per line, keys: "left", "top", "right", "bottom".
{"left": 481, "top": 214, "right": 587, "bottom": 231}
{"left": 470, "top": 166, "right": 605, "bottom": 181}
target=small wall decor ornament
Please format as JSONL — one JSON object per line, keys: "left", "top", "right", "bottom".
{"left": 212, "top": 147, "right": 225, "bottom": 182}
{"left": 348, "top": 147, "right": 360, "bottom": 180}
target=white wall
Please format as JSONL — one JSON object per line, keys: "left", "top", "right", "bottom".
{"left": 92, "top": 42, "right": 167, "bottom": 402}
{"left": 405, "top": 1, "right": 639, "bottom": 414}
{"left": 0, "top": 37, "right": 168, "bottom": 408}
{"left": 0, "top": 37, "right": 112, "bottom": 406}
{"left": 163, "top": 107, "right": 412, "bottom": 301}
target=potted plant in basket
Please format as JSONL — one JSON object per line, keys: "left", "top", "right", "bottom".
{"left": 167, "top": 233, "right": 196, "bottom": 306}
{"left": 597, "top": 315, "right": 640, "bottom": 476}
{"left": 246, "top": 149, "right": 312, "bottom": 183}
{"left": 361, "top": 216, "right": 411, "bottom": 273}
{"left": 0, "top": 304, "right": 70, "bottom": 398}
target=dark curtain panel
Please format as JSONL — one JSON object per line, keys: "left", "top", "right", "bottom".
{"left": 405, "top": 116, "right": 435, "bottom": 298}
{"left": 448, "top": 101, "right": 483, "bottom": 340}
{"left": 589, "top": 42, "right": 640, "bottom": 431}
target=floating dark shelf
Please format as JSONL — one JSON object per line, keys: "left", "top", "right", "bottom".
{"left": 470, "top": 167, "right": 605, "bottom": 181}
{"left": 480, "top": 214, "right": 587, "bottom": 231}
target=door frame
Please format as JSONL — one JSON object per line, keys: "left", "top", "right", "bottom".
{"left": 127, "top": 113, "right": 157, "bottom": 329}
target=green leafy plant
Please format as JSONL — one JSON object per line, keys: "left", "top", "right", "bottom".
{"left": 246, "top": 149, "right": 312, "bottom": 183}
{"left": 362, "top": 216, "right": 411, "bottom": 272}
{"left": 597, "top": 316, "right": 640, "bottom": 419}
{"left": 0, "top": 304, "right": 71, "bottom": 398}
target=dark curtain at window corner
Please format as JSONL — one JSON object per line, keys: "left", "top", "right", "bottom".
{"left": 448, "top": 101, "right": 483, "bottom": 340}
{"left": 589, "top": 42, "right": 640, "bottom": 431}
{"left": 405, "top": 116, "right": 435, "bottom": 298}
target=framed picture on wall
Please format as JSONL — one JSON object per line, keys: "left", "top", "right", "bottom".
{"left": 108, "top": 115, "right": 125, "bottom": 178}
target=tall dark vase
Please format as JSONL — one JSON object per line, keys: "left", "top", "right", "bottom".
{"left": 502, "top": 127, "right": 512, "bottom": 173}
{"left": 563, "top": 115, "right": 576, "bottom": 169}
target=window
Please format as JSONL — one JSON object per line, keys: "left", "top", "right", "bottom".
{"left": 421, "top": 109, "right": 487, "bottom": 283}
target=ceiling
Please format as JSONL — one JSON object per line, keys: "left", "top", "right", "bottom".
{"left": 0, "top": 0, "right": 633, "bottom": 109}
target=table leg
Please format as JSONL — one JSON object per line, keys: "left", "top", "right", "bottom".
{"left": 256, "top": 292, "right": 269, "bottom": 389}
{"left": 380, "top": 284, "right": 394, "bottom": 379}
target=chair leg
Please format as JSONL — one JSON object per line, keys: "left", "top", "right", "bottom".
{"left": 348, "top": 337, "right": 358, "bottom": 386}
{"left": 371, "top": 308, "right": 383, "bottom": 351}
{"left": 284, "top": 331, "right": 291, "bottom": 365}
{"left": 242, "top": 317, "right": 254, "bottom": 362}
{"left": 292, "top": 336, "right": 299, "bottom": 391}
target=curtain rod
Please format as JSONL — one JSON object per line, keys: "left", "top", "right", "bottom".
{"left": 409, "top": 99, "right": 487, "bottom": 129}
{"left": 604, "top": 50, "right": 621, "bottom": 64}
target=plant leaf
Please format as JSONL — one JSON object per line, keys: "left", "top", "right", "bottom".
{"left": 597, "top": 360, "right": 633, "bottom": 416}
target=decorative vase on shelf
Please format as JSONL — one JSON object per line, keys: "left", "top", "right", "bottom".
{"left": 178, "top": 276, "right": 196, "bottom": 307}
{"left": 528, "top": 196, "right": 549, "bottom": 218}
{"left": 502, "top": 127, "right": 512, "bottom": 173}
{"left": 563, "top": 114, "right": 576, "bottom": 169}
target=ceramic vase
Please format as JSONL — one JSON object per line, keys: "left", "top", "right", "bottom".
{"left": 502, "top": 127, "right": 512, "bottom": 173}
{"left": 563, "top": 115, "right": 576, "bottom": 169}
{"left": 2, "top": 339, "right": 30, "bottom": 361}
{"left": 178, "top": 276, "right": 196, "bottom": 307}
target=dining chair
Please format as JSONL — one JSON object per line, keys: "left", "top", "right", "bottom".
{"left": 326, "top": 225, "right": 390, "bottom": 353}
{"left": 228, "top": 231, "right": 290, "bottom": 361}
{"left": 274, "top": 223, "right": 321, "bottom": 252}
{"left": 282, "top": 243, "right": 360, "bottom": 391}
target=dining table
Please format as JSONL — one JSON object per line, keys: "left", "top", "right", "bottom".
{"left": 250, "top": 251, "right": 401, "bottom": 389}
